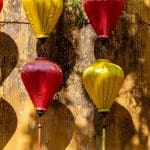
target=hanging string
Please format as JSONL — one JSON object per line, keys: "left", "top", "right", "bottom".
{"left": 101, "top": 39, "right": 108, "bottom": 59}
{"left": 41, "top": 44, "right": 46, "bottom": 57}
{"left": 39, "top": 38, "right": 46, "bottom": 57}
{"left": 101, "top": 45, "right": 107, "bottom": 59}
{"left": 37, "top": 117, "right": 42, "bottom": 150}
{"left": 95, "top": 38, "right": 108, "bottom": 59}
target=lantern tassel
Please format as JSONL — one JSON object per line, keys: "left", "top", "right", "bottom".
{"left": 101, "top": 113, "right": 107, "bottom": 150}
{"left": 38, "top": 117, "right": 42, "bottom": 150}
{"left": 102, "top": 127, "right": 106, "bottom": 150}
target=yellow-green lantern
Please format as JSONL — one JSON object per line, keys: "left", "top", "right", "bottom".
{"left": 22, "top": 0, "right": 63, "bottom": 39}
{"left": 82, "top": 59, "right": 124, "bottom": 113}
{"left": 82, "top": 59, "right": 124, "bottom": 150}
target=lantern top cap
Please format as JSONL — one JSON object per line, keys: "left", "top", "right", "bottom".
{"left": 95, "top": 59, "right": 110, "bottom": 63}
{"left": 35, "top": 57, "right": 48, "bottom": 61}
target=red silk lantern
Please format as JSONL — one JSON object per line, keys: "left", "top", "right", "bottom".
{"left": 0, "top": 0, "right": 3, "bottom": 12}
{"left": 21, "top": 57, "right": 62, "bottom": 116}
{"left": 83, "top": 0, "right": 124, "bottom": 39}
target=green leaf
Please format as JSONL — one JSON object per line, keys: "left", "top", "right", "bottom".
{"left": 72, "top": 0, "right": 79, "bottom": 7}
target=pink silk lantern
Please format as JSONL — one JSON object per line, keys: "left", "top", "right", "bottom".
{"left": 0, "top": 0, "right": 3, "bottom": 12}
{"left": 83, "top": 0, "right": 124, "bottom": 39}
{"left": 21, "top": 57, "right": 62, "bottom": 116}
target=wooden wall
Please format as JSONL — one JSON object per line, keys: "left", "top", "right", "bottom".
{"left": 0, "top": 0, "right": 150, "bottom": 149}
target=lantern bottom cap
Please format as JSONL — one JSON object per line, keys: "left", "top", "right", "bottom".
{"left": 35, "top": 107, "right": 46, "bottom": 111}
{"left": 98, "top": 108, "right": 110, "bottom": 113}
{"left": 36, "top": 34, "right": 49, "bottom": 39}
{"left": 36, "top": 110, "right": 45, "bottom": 117}
{"left": 97, "top": 35, "right": 109, "bottom": 39}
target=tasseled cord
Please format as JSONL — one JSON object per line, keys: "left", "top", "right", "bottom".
{"left": 38, "top": 117, "right": 42, "bottom": 150}
{"left": 102, "top": 113, "right": 107, "bottom": 150}
{"left": 36, "top": 110, "right": 44, "bottom": 150}
{"left": 102, "top": 127, "right": 106, "bottom": 150}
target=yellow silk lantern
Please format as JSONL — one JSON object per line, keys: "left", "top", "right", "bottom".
{"left": 82, "top": 59, "right": 124, "bottom": 113}
{"left": 22, "top": 0, "right": 63, "bottom": 38}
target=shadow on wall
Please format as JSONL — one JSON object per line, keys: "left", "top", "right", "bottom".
{"left": 44, "top": 100, "right": 75, "bottom": 150}
{"left": 138, "top": 96, "right": 150, "bottom": 149}
{"left": 24, "top": 101, "right": 75, "bottom": 150}
{"left": 36, "top": 15, "right": 76, "bottom": 87}
{"left": 112, "top": 4, "right": 150, "bottom": 150}
{"left": 93, "top": 102, "right": 136, "bottom": 150}
{"left": 0, "top": 98, "right": 17, "bottom": 149}
{"left": 0, "top": 32, "right": 18, "bottom": 85}
{"left": 0, "top": 32, "right": 18, "bottom": 149}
